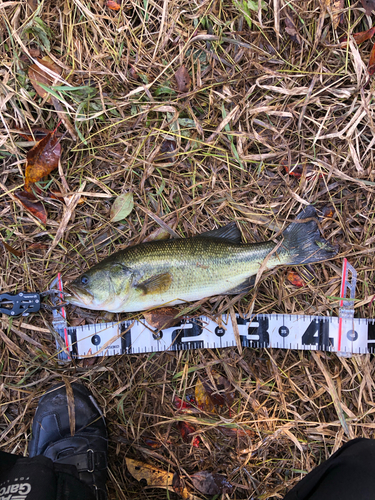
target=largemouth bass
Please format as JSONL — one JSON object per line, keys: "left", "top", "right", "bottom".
{"left": 66, "top": 206, "right": 337, "bottom": 313}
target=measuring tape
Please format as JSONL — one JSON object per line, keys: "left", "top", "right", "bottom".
{"left": 52, "top": 260, "right": 375, "bottom": 360}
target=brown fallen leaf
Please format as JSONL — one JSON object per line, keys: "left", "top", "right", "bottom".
{"left": 190, "top": 471, "right": 233, "bottom": 496}
{"left": 126, "top": 458, "right": 174, "bottom": 489}
{"left": 25, "top": 130, "right": 61, "bottom": 192}
{"left": 29, "top": 242, "right": 49, "bottom": 251}
{"left": 14, "top": 191, "right": 47, "bottom": 224}
{"left": 175, "top": 66, "right": 191, "bottom": 93}
{"left": 361, "top": 0, "right": 375, "bottom": 15}
{"left": 1, "top": 240, "right": 22, "bottom": 257}
{"left": 340, "top": 27, "right": 375, "bottom": 46}
{"left": 126, "top": 459, "right": 194, "bottom": 499}
{"left": 195, "top": 371, "right": 235, "bottom": 411}
{"left": 368, "top": 42, "right": 375, "bottom": 75}
{"left": 28, "top": 56, "right": 62, "bottom": 103}
{"left": 195, "top": 378, "right": 217, "bottom": 413}
{"left": 107, "top": 0, "right": 121, "bottom": 10}
{"left": 143, "top": 307, "right": 181, "bottom": 330}
{"left": 218, "top": 426, "right": 256, "bottom": 438}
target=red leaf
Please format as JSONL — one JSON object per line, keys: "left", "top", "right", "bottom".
{"left": 369, "top": 43, "right": 375, "bottom": 75}
{"left": 175, "top": 66, "right": 191, "bottom": 93}
{"left": 341, "top": 27, "right": 375, "bottom": 46}
{"left": 25, "top": 130, "right": 61, "bottom": 192}
{"left": 177, "top": 421, "right": 200, "bottom": 447}
{"left": 286, "top": 270, "right": 305, "bottom": 288}
{"left": 173, "top": 395, "right": 196, "bottom": 411}
{"left": 106, "top": 0, "right": 121, "bottom": 10}
{"left": 15, "top": 190, "right": 47, "bottom": 224}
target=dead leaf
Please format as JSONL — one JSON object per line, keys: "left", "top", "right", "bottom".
{"left": 25, "top": 130, "right": 61, "bottom": 192}
{"left": 110, "top": 192, "right": 134, "bottom": 222}
{"left": 218, "top": 426, "right": 256, "bottom": 438}
{"left": 341, "top": 27, "right": 375, "bottom": 46}
{"left": 29, "top": 47, "right": 41, "bottom": 57}
{"left": 1, "top": 240, "right": 22, "bottom": 257}
{"left": 126, "top": 459, "right": 193, "bottom": 500}
{"left": 285, "top": 16, "right": 301, "bottom": 44}
{"left": 144, "top": 307, "right": 181, "bottom": 330}
{"left": 195, "top": 378, "right": 217, "bottom": 413}
{"left": 143, "top": 437, "right": 162, "bottom": 449}
{"left": 173, "top": 395, "right": 200, "bottom": 414}
{"left": 177, "top": 421, "right": 200, "bottom": 447}
{"left": 331, "top": 0, "right": 344, "bottom": 29}
{"left": 212, "top": 370, "right": 235, "bottom": 407}
{"left": 14, "top": 191, "right": 47, "bottom": 224}
{"left": 155, "top": 139, "right": 177, "bottom": 161}
{"left": 368, "top": 43, "right": 375, "bottom": 75}
{"left": 360, "top": 0, "right": 375, "bottom": 15}
{"left": 143, "top": 227, "right": 171, "bottom": 242}
{"left": 175, "top": 66, "right": 191, "bottom": 93}
{"left": 190, "top": 471, "right": 233, "bottom": 496}
{"left": 126, "top": 458, "right": 173, "bottom": 489}
{"left": 29, "top": 242, "right": 49, "bottom": 251}
{"left": 286, "top": 270, "right": 305, "bottom": 288}
{"left": 196, "top": 371, "right": 235, "bottom": 411}
{"left": 18, "top": 127, "right": 57, "bottom": 142}
{"left": 107, "top": 0, "right": 121, "bottom": 10}
{"left": 28, "top": 56, "right": 62, "bottom": 103}
{"left": 322, "top": 206, "right": 335, "bottom": 218}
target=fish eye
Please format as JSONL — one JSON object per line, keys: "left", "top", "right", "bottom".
{"left": 81, "top": 275, "right": 89, "bottom": 285}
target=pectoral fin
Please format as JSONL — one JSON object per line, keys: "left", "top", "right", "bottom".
{"left": 136, "top": 272, "right": 173, "bottom": 295}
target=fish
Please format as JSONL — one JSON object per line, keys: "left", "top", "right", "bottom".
{"left": 66, "top": 205, "right": 337, "bottom": 313}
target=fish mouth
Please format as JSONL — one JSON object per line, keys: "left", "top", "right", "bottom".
{"left": 65, "top": 284, "right": 94, "bottom": 306}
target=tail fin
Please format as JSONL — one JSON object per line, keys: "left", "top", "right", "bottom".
{"left": 282, "top": 206, "right": 337, "bottom": 265}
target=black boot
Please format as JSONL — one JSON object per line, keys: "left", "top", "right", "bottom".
{"left": 28, "top": 383, "right": 108, "bottom": 500}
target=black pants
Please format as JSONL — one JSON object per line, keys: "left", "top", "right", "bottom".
{"left": 0, "top": 451, "right": 95, "bottom": 500}
{"left": 1, "top": 438, "right": 375, "bottom": 499}
{"left": 283, "top": 437, "right": 375, "bottom": 499}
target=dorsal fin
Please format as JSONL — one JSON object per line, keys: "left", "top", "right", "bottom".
{"left": 198, "top": 222, "right": 241, "bottom": 244}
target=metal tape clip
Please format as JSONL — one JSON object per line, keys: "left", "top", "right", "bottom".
{"left": 337, "top": 258, "right": 357, "bottom": 357}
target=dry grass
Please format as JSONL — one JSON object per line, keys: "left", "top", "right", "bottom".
{"left": 1, "top": 0, "right": 375, "bottom": 498}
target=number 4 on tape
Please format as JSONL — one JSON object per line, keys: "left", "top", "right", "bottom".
{"left": 337, "top": 258, "right": 358, "bottom": 357}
